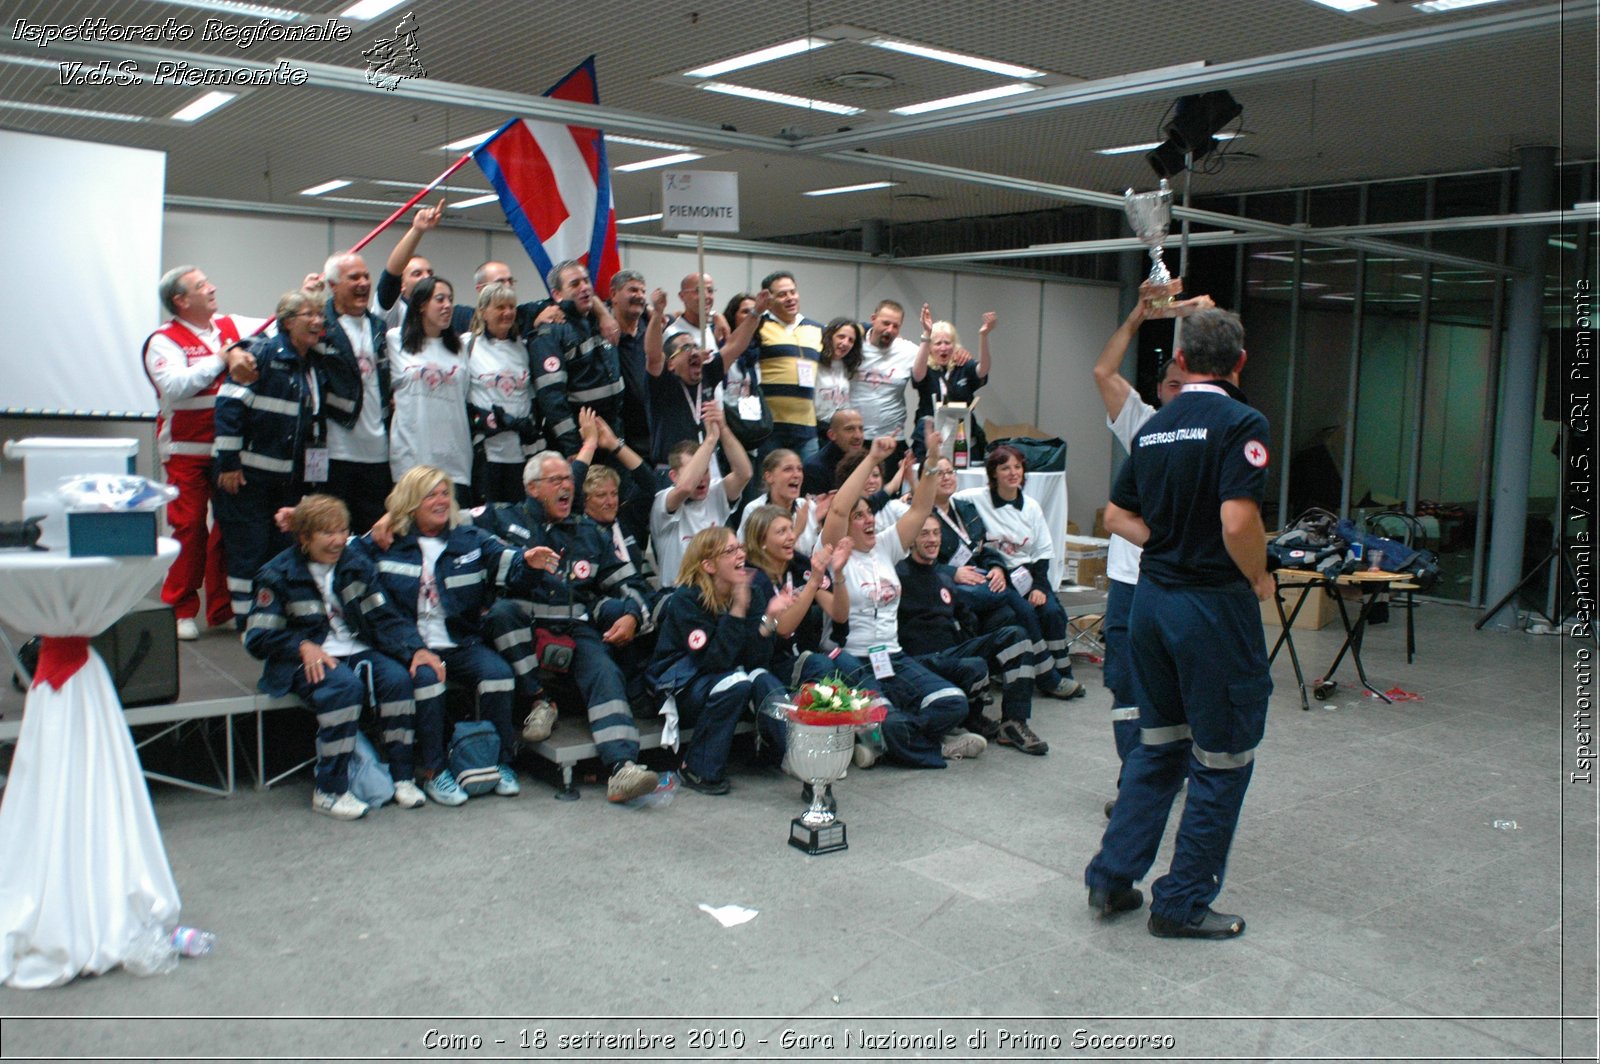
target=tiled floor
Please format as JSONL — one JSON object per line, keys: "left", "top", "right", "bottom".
{"left": 0, "top": 602, "right": 1593, "bottom": 1062}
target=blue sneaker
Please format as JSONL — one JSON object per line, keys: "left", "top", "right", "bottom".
{"left": 423, "top": 769, "right": 468, "bottom": 807}
{"left": 494, "top": 764, "right": 521, "bottom": 797}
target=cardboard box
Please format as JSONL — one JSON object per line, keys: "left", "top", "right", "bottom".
{"left": 1067, "top": 520, "right": 1080, "bottom": 536}
{"left": 1093, "top": 507, "right": 1108, "bottom": 539}
{"left": 982, "top": 420, "right": 1050, "bottom": 442}
{"left": 1261, "top": 584, "right": 1340, "bottom": 631}
{"left": 1071, "top": 557, "right": 1107, "bottom": 589}
{"left": 67, "top": 510, "right": 158, "bottom": 557}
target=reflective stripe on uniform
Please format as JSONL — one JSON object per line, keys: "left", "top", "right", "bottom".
{"left": 1193, "top": 744, "right": 1255, "bottom": 770}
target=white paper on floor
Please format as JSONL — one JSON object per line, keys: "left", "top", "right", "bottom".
{"left": 697, "top": 903, "right": 758, "bottom": 927}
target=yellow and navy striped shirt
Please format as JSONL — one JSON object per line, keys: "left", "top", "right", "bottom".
{"left": 748, "top": 313, "right": 824, "bottom": 428}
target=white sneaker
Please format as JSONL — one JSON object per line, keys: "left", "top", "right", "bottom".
{"left": 852, "top": 740, "right": 879, "bottom": 769}
{"left": 311, "top": 790, "right": 368, "bottom": 820}
{"left": 521, "top": 698, "right": 558, "bottom": 743}
{"left": 607, "top": 761, "right": 659, "bottom": 803}
{"left": 176, "top": 618, "right": 200, "bottom": 641}
{"left": 941, "top": 730, "right": 987, "bottom": 760}
{"left": 392, "top": 779, "right": 426, "bottom": 808}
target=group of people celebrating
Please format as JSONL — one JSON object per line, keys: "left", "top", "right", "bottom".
{"left": 142, "top": 204, "right": 1091, "bottom": 822}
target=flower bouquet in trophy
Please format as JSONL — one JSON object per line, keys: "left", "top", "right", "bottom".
{"left": 764, "top": 677, "right": 886, "bottom": 855}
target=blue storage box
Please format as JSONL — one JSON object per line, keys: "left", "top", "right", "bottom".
{"left": 66, "top": 510, "right": 158, "bottom": 557}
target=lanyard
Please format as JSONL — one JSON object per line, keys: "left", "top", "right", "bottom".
{"left": 679, "top": 378, "right": 703, "bottom": 425}
{"left": 936, "top": 504, "right": 972, "bottom": 546}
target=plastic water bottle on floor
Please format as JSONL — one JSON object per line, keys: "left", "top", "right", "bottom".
{"left": 171, "top": 926, "right": 216, "bottom": 957}
{"left": 123, "top": 925, "right": 178, "bottom": 976}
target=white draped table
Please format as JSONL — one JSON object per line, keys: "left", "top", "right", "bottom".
{"left": 0, "top": 539, "right": 182, "bottom": 989}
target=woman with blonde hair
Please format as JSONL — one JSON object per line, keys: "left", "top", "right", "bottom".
{"left": 911, "top": 304, "right": 993, "bottom": 460}
{"left": 355, "top": 465, "right": 558, "bottom": 806}
{"left": 466, "top": 280, "right": 539, "bottom": 503}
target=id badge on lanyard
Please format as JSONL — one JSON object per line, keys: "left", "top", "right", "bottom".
{"left": 302, "top": 365, "right": 329, "bottom": 483}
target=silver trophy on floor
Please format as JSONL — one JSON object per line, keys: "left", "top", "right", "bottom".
{"left": 785, "top": 718, "right": 855, "bottom": 854}
{"left": 1124, "top": 179, "right": 1180, "bottom": 314}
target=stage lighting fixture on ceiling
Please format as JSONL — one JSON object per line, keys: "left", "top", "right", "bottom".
{"left": 1146, "top": 90, "right": 1242, "bottom": 178}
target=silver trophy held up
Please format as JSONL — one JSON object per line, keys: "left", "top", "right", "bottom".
{"left": 1125, "top": 179, "right": 1176, "bottom": 310}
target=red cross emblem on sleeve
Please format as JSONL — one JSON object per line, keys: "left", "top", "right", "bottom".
{"left": 1244, "top": 440, "right": 1269, "bottom": 468}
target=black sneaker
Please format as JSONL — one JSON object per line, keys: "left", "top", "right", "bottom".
{"left": 679, "top": 765, "right": 730, "bottom": 795}
{"left": 994, "top": 719, "right": 1049, "bottom": 755}
{"left": 964, "top": 712, "right": 1003, "bottom": 740}
{"left": 1087, "top": 883, "right": 1143, "bottom": 917}
{"left": 1148, "top": 907, "right": 1246, "bottom": 939}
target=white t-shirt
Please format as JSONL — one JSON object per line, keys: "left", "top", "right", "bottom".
{"left": 736, "top": 493, "right": 820, "bottom": 558}
{"left": 308, "top": 560, "right": 369, "bottom": 658}
{"left": 839, "top": 533, "right": 909, "bottom": 656}
{"left": 466, "top": 332, "right": 533, "bottom": 465}
{"left": 849, "top": 333, "right": 919, "bottom": 439}
{"left": 813, "top": 358, "right": 853, "bottom": 427}
{"left": 1107, "top": 390, "right": 1157, "bottom": 585}
{"left": 387, "top": 330, "right": 472, "bottom": 484}
{"left": 650, "top": 477, "right": 734, "bottom": 587}
{"left": 416, "top": 536, "right": 454, "bottom": 650}
{"left": 956, "top": 486, "right": 1054, "bottom": 568}
{"left": 328, "top": 313, "right": 389, "bottom": 464}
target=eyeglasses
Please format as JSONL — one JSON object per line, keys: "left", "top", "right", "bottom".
{"left": 720, "top": 545, "right": 747, "bottom": 557}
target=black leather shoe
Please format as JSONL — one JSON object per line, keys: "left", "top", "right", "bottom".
{"left": 679, "top": 766, "right": 730, "bottom": 795}
{"left": 1087, "top": 884, "right": 1143, "bottom": 917}
{"left": 1148, "top": 908, "right": 1245, "bottom": 939}
{"left": 800, "top": 782, "right": 836, "bottom": 814}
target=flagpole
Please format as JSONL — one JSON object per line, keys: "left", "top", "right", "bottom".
{"left": 695, "top": 231, "right": 707, "bottom": 347}
{"left": 347, "top": 151, "right": 476, "bottom": 255}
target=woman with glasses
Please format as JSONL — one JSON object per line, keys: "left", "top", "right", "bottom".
{"left": 646, "top": 528, "right": 798, "bottom": 794}
{"left": 214, "top": 289, "right": 333, "bottom": 625}
{"left": 386, "top": 275, "right": 472, "bottom": 504}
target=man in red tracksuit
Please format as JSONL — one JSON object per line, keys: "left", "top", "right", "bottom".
{"left": 142, "top": 265, "right": 260, "bottom": 639}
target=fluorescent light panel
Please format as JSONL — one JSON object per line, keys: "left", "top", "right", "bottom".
{"left": 618, "top": 213, "right": 664, "bottom": 225}
{"left": 892, "top": 82, "right": 1038, "bottom": 116}
{"left": 369, "top": 179, "right": 486, "bottom": 194}
{"left": 1412, "top": 0, "right": 1509, "bottom": 11}
{"left": 339, "top": 0, "right": 408, "bottom": 21}
{"left": 154, "top": 0, "right": 304, "bottom": 21}
{"left": 803, "top": 181, "right": 897, "bottom": 197}
{"left": 437, "top": 129, "right": 499, "bottom": 153}
{"left": 609, "top": 135, "right": 692, "bottom": 151}
{"left": 615, "top": 152, "right": 705, "bottom": 173}
{"left": 698, "top": 82, "right": 861, "bottom": 115}
{"left": 684, "top": 38, "right": 829, "bottom": 79}
{"left": 1094, "top": 131, "right": 1242, "bottom": 156}
{"left": 0, "top": 99, "right": 148, "bottom": 122}
{"left": 170, "top": 90, "right": 235, "bottom": 122}
{"left": 1305, "top": 0, "right": 1377, "bottom": 11}
{"left": 451, "top": 194, "right": 499, "bottom": 209}
{"left": 300, "top": 179, "right": 352, "bottom": 196}
{"left": 866, "top": 38, "right": 1043, "bottom": 79}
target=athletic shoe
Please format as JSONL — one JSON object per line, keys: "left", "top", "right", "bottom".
{"left": 521, "top": 698, "right": 558, "bottom": 743}
{"left": 423, "top": 769, "right": 468, "bottom": 807}
{"left": 392, "top": 779, "right": 426, "bottom": 808}
{"left": 607, "top": 761, "right": 659, "bottom": 803}
{"left": 494, "top": 764, "right": 521, "bottom": 797}
{"left": 1148, "top": 908, "right": 1246, "bottom": 939}
{"left": 964, "top": 712, "right": 1003, "bottom": 740}
{"left": 176, "top": 618, "right": 200, "bottom": 641}
{"left": 941, "top": 730, "right": 987, "bottom": 760}
{"left": 995, "top": 719, "right": 1049, "bottom": 755}
{"left": 1040, "top": 678, "right": 1086, "bottom": 700}
{"left": 852, "top": 740, "right": 879, "bottom": 769}
{"left": 678, "top": 765, "right": 730, "bottom": 795}
{"left": 311, "top": 790, "right": 368, "bottom": 820}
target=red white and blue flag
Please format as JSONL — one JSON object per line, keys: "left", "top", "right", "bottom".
{"left": 471, "top": 56, "right": 621, "bottom": 296}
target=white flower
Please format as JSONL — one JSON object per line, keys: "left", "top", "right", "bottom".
{"left": 813, "top": 684, "right": 833, "bottom": 700}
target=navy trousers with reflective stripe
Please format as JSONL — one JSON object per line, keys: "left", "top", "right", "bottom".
{"left": 289, "top": 648, "right": 415, "bottom": 794}
{"left": 676, "top": 670, "right": 756, "bottom": 782}
{"left": 411, "top": 643, "right": 516, "bottom": 773}
{"left": 214, "top": 483, "right": 294, "bottom": 628}
{"left": 748, "top": 650, "right": 872, "bottom": 764}
{"left": 1085, "top": 578, "right": 1271, "bottom": 923}
{"left": 1103, "top": 577, "right": 1144, "bottom": 767}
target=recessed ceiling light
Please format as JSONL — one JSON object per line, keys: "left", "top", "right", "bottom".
{"left": 866, "top": 38, "right": 1043, "bottom": 79}
{"left": 891, "top": 83, "right": 1038, "bottom": 116}
{"left": 618, "top": 213, "right": 664, "bottom": 225}
{"left": 803, "top": 181, "right": 898, "bottom": 197}
{"left": 0, "top": 99, "right": 148, "bottom": 122}
{"left": 1549, "top": 238, "right": 1577, "bottom": 250}
{"left": 1412, "top": 0, "right": 1509, "bottom": 12}
{"left": 369, "top": 179, "right": 485, "bottom": 194}
{"left": 154, "top": 0, "right": 305, "bottom": 21}
{"left": 610, "top": 135, "right": 693, "bottom": 152}
{"left": 698, "top": 82, "right": 862, "bottom": 115}
{"left": 684, "top": 38, "right": 830, "bottom": 79}
{"left": 437, "top": 129, "right": 500, "bottom": 153}
{"left": 322, "top": 196, "right": 424, "bottom": 208}
{"left": 1095, "top": 132, "right": 1243, "bottom": 156}
{"left": 1304, "top": 0, "right": 1378, "bottom": 11}
{"left": 451, "top": 194, "right": 499, "bottom": 209}
{"left": 615, "top": 152, "right": 705, "bottom": 173}
{"left": 300, "top": 179, "right": 353, "bottom": 197}
{"left": 339, "top": 0, "right": 408, "bottom": 21}
{"left": 170, "top": 91, "right": 236, "bottom": 122}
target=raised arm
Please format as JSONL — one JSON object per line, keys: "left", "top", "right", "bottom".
{"left": 823, "top": 436, "right": 895, "bottom": 548}
{"left": 976, "top": 311, "right": 995, "bottom": 379}
{"left": 911, "top": 302, "right": 934, "bottom": 383}
{"left": 892, "top": 423, "right": 943, "bottom": 550}
{"left": 1092, "top": 292, "right": 1154, "bottom": 420}
{"left": 824, "top": 536, "right": 853, "bottom": 624}
{"left": 383, "top": 201, "right": 442, "bottom": 289}
{"left": 713, "top": 402, "right": 753, "bottom": 500}
{"left": 716, "top": 289, "right": 771, "bottom": 369}
{"left": 663, "top": 419, "right": 720, "bottom": 513}
{"left": 644, "top": 288, "right": 668, "bottom": 376}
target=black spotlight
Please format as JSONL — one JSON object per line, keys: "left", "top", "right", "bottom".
{"left": 1145, "top": 139, "right": 1188, "bottom": 179}
{"left": 1166, "top": 90, "right": 1242, "bottom": 159}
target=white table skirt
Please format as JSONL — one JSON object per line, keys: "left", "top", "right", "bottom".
{"left": 953, "top": 469, "right": 1068, "bottom": 589}
{"left": 0, "top": 540, "right": 182, "bottom": 989}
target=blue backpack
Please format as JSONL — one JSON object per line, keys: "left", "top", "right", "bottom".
{"left": 447, "top": 720, "right": 501, "bottom": 795}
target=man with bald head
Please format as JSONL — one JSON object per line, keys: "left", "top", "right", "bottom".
{"left": 319, "top": 251, "right": 393, "bottom": 532}
{"left": 662, "top": 271, "right": 722, "bottom": 352}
